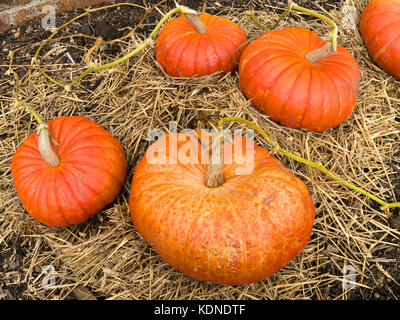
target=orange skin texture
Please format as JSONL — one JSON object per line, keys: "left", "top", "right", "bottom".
{"left": 11, "top": 116, "right": 128, "bottom": 228}
{"left": 129, "top": 132, "right": 315, "bottom": 285}
{"left": 239, "top": 27, "right": 360, "bottom": 132}
{"left": 360, "top": 0, "right": 400, "bottom": 79}
{"left": 155, "top": 12, "right": 248, "bottom": 77}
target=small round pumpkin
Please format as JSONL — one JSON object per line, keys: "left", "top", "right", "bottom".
{"left": 155, "top": 12, "right": 248, "bottom": 78}
{"left": 239, "top": 27, "right": 360, "bottom": 132}
{"left": 129, "top": 131, "right": 315, "bottom": 285}
{"left": 360, "top": 0, "right": 400, "bottom": 79}
{"left": 11, "top": 116, "right": 128, "bottom": 228}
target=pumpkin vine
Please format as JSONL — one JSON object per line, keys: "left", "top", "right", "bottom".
{"left": 32, "top": 2, "right": 200, "bottom": 90}
{"left": 10, "top": 68, "right": 61, "bottom": 167}
{"left": 217, "top": 117, "right": 400, "bottom": 211}
{"left": 272, "top": 1, "right": 338, "bottom": 54}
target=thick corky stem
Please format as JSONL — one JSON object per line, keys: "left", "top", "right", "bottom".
{"left": 204, "top": 133, "right": 224, "bottom": 187}
{"left": 273, "top": 0, "right": 338, "bottom": 61}
{"left": 185, "top": 13, "right": 207, "bottom": 34}
{"left": 14, "top": 100, "right": 60, "bottom": 168}
{"left": 305, "top": 41, "right": 334, "bottom": 63}
{"left": 37, "top": 124, "right": 60, "bottom": 168}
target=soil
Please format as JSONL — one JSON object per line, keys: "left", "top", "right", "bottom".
{"left": 1, "top": 0, "right": 399, "bottom": 300}
{"left": 0, "top": 0, "right": 344, "bottom": 74}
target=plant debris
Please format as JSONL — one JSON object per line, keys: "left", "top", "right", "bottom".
{"left": 0, "top": 0, "right": 399, "bottom": 300}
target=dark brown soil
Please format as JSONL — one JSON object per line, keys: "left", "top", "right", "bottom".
{"left": 0, "top": 0, "right": 345, "bottom": 74}
{"left": 1, "top": 0, "right": 399, "bottom": 301}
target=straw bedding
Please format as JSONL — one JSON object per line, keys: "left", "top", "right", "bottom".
{"left": 0, "top": 0, "right": 399, "bottom": 300}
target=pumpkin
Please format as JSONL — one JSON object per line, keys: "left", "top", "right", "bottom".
{"left": 239, "top": 27, "right": 360, "bottom": 132}
{"left": 360, "top": 0, "right": 400, "bottom": 79}
{"left": 155, "top": 12, "right": 248, "bottom": 78}
{"left": 11, "top": 116, "right": 128, "bottom": 228}
{"left": 128, "top": 131, "right": 315, "bottom": 285}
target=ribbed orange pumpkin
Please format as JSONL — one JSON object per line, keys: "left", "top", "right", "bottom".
{"left": 11, "top": 116, "right": 128, "bottom": 228}
{"left": 155, "top": 12, "right": 248, "bottom": 78}
{"left": 239, "top": 27, "right": 360, "bottom": 132}
{"left": 360, "top": 0, "right": 400, "bottom": 79}
{"left": 129, "top": 131, "right": 315, "bottom": 285}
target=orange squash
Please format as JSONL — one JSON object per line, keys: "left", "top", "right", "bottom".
{"left": 155, "top": 12, "right": 248, "bottom": 78}
{"left": 239, "top": 27, "right": 360, "bottom": 132}
{"left": 129, "top": 131, "right": 315, "bottom": 285}
{"left": 11, "top": 116, "right": 127, "bottom": 227}
{"left": 360, "top": 0, "right": 400, "bottom": 79}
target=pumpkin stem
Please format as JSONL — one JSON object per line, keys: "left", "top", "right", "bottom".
{"left": 246, "top": 11, "right": 269, "bottom": 31}
{"left": 9, "top": 66, "right": 60, "bottom": 168}
{"left": 216, "top": 117, "right": 400, "bottom": 212}
{"left": 184, "top": 13, "right": 207, "bottom": 34}
{"left": 37, "top": 124, "right": 60, "bottom": 168}
{"left": 15, "top": 99, "right": 60, "bottom": 167}
{"left": 204, "top": 130, "right": 225, "bottom": 187}
{"left": 305, "top": 41, "right": 333, "bottom": 63}
{"left": 273, "top": 0, "right": 338, "bottom": 60}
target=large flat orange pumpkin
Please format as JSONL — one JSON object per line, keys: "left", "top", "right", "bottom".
{"left": 129, "top": 132, "right": 315, "bottom": 285}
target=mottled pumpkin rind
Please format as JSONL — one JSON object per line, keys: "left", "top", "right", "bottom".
{"left": 239, "top": 27, "right": 360, "bottom": 132}
{"left": 129, "top": 132, "right": 315, "bottom": 285}
{"left": 11, "top": 116, "right": 128, "bottom": 228}
{"left": 360, "top": 0, "right": 400, "bottom": 79}
{"left": 155, "top": 12, "right": 248, "bottom": 78}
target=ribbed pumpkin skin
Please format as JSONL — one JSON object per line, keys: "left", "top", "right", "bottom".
{"left": 155, "top": 12, "right": 248, "bottom": 78}
{"left": 129, "top": 132, "right": 315, "bottom": 285}
{"left": 360, "top": 0, "right": 400, "bottom": 79}
{"left": 11, "top": 116, "right": 128, "bottom": 228}
{"left": 239, "top": 27, "right": 360, "bottom": 132}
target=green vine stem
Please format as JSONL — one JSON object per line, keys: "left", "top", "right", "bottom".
{"left": 9, "top": 69, "right": 59, "bottom": 166}
{"left": 16, "top": 99, "right": 60, "bottom": 167}
{"left": 245, "top": 11, "right": 269, "bottom": 31}
{"left": 217, "top": 117, "right": 400, "bottom": 211}
{"left": 7, "top": 2, "right": 159, "bottom": 72}
{"left": 272, "top": 0, "right": 338, "bottom": 55}
{"left": 33, "top": 4, "right": 199, "bottom": 90}
{"left": 7, "top": 69, "right": 44, "bottom": 125}
{"left": 17, "top": 100, "right": 45, "bottom": 126}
